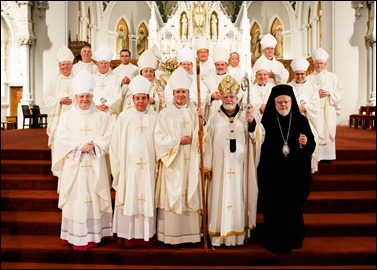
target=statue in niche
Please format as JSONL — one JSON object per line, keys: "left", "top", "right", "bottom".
{"left": 251, "top": 29, "right": 262, "bottom": 59}
{"left": 117, "top": 25, "right": 126, "bottom": 54}
{"left": 137, "top": 28, "right": 147, "bottom": 57}
{"left": 211, "top": 14, "right": 218, "bottom": 39}
{"left": 193, "top": 2, "right": 206, "bottom": 36}
{"left": 273, "top": 25, "right": 284, "bottom": 58}
{"left": 181, "top": 13, "right": 188, "bottom": 39}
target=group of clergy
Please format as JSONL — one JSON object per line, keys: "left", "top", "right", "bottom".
{"left": 45, "top": 31, "right": 342, "bottom": 252}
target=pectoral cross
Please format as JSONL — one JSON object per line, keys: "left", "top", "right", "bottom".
{"left": 84, "top": 196, "right": 92, "bottom": 207}
{"left": 258, "top": 91, "right": 265, "bottom": 100}
{"left": 227, "top": 168, "right": 236, "bottom": 179}
{"left": 81, "top": 160, "right": 92, "bottom": 172}
{"left": 136, "top": 158, "right": 146, "bottom": 169}
{"left": 81, "top": 125, "right": 92, "bottom": 136}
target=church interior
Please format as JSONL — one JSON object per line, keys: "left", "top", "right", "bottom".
{"left": 0, "top": 1, "right": 376, "bottom": 127}
{"left": 1, "top": 1, "right": 376, "bottom": 269}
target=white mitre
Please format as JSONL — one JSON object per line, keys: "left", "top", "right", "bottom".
{"left": 260, "top": 33, "right": 277, "bottom": 50}
{"left": 56, "top": 46, "right": 74, "bottom": 63}
{"left": 253, "top": 56, "right": 271, "bottom": 73}
{"left": 212, "top": 46, "right": 229, "bottom": 63}
{"left": 129, "top": 74, "right": 153, "bottom": 95}
{"left": 177, "top": 47, "right": 196, "bottom": 63}
{"left": 290, "top": 56, "right": 310, "bottom": 72}
{"left": 138, "top": 50, "right": 158, "bottom": 70}
{"left": 72, "top": 69, "right": 96, "bottom": 95}
{"left": 312, "top": 47, "right": 329, "bottom": 62}
{"left": 194, "top": 36, "right": 210, "bottom": 51}
{"left": 169, "top": 66, "right": 192, "bottom": 90}
{"left": 93, "top": 44, "right": 113, "bottom": 62}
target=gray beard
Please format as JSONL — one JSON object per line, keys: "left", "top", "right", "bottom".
{"left": 278, "top": 109, "right": 290, "bottom": 117}
{"left": 223, "top": 103, "right": 236, "bottom": 111}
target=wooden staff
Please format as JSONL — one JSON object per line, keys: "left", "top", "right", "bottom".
{"left": 196, "top": 58, "right": 208, "bottom": 252}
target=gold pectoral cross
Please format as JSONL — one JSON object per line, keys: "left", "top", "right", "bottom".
{"left": 81, "top": 125, "right": 92, "bottom": 136}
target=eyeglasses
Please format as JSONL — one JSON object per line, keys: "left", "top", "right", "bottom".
{"left": 275, "top": 100, "right": 291, "bottom": 105}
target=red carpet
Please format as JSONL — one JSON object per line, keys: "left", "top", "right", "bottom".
{"left": 1, "top": 126, "right": 376, "bottom": 269}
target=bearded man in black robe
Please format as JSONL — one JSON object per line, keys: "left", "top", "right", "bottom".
{"left": 256, "top": 84, "right": 316, "bottom": 253}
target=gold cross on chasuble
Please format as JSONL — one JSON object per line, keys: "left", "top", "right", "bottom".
{"left": 227, "top": 201, "right": 233, "bottom": 211}
{"left": 227, "top": 168, "right": 236, "bottom": 178}
{"left": 259, "top": 91, "right": 265, "bottom": 100}
{"left": 98, "top": 81, "right": 107, "bottom": 90}
{"left": 81, "top": 160, "right": 92, "bottom": 172}
{"left": 136, "top": 158, "right": 146, "bottom": 169}
{"left": 64, "top": 87, "right": 71, "bottom": 96}
{"left": 138, "top": 194, "right": 145, "bottom": 204}
{"left": 137, "top": 123, "right": 147, "bottom": 133}
{"left": 184, "top": 153, "right": 190, "bottom": 165}
{"left": 179, "top": 117, "right": 190, "bottom": 129}
{"left": 81, "top": 125, "right": 92, "bottom": 135}
{"left": 84, "top": 196, "right": 92, "bottom": 207}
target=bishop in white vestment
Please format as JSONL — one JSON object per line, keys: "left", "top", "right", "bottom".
{"left": 44, "top": 46, "right": 75, "bottom": 150}
{"left": 289, "top": 55, "right": 321, "bottom": 173}
{"left": 204, "top": 75, "right": 265, "bottom": 247}
{"left": 52, "top": 69, "right": 113, "bottom": 250}
{"left": 307, "top": 47, "right": 344, "bottom": 163}
{"left": 154, "top": 67, "right": 203, "bottom": 246}
{"left": 110, "top": 75, "right": 158, "bottom": 248}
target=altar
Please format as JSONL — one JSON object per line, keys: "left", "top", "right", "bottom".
{"left": 148, "top": 1, "right": 252, "bottom": 75}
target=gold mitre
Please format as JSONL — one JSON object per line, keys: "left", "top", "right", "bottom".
{"left": 218, "top": 75, "right": 240, "bottom": 95}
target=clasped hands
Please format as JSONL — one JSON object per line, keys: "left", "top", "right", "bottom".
{"left": 81, "top": 140, "right": 94, "bottom": 153}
